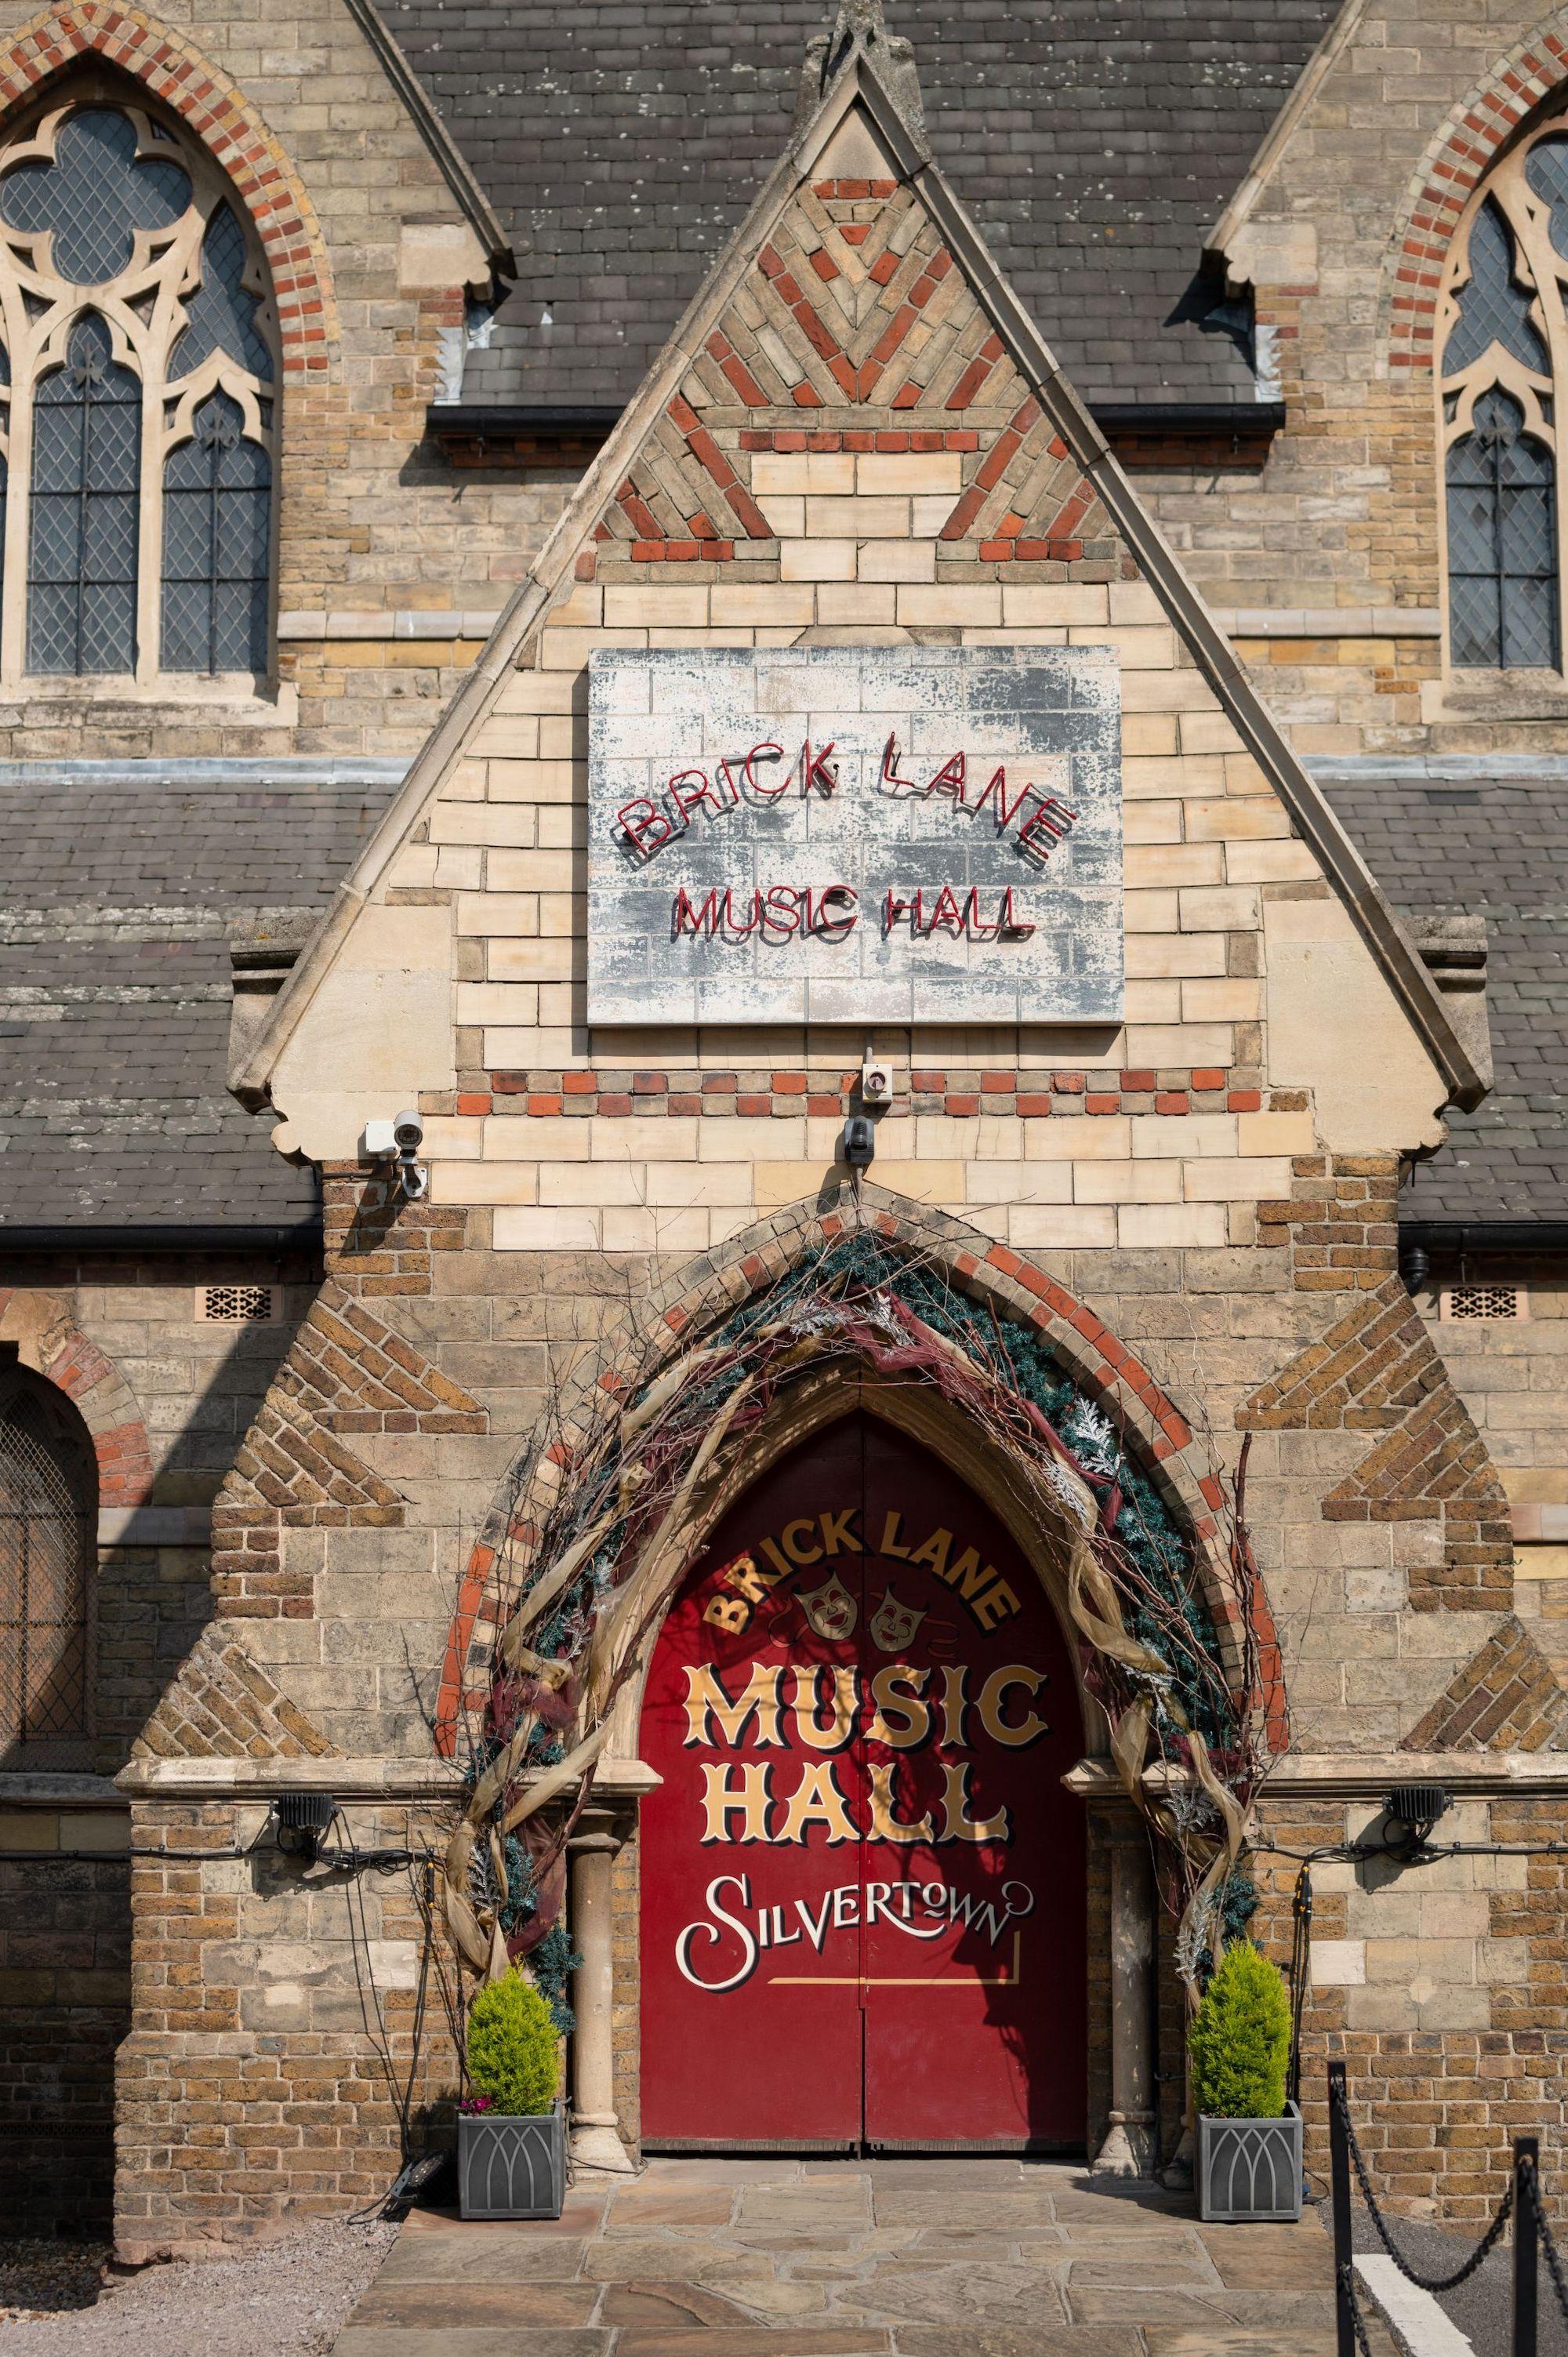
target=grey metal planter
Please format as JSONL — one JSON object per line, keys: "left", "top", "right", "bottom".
{"left": 1197, "top": 2101, "right": 1303, "bottom": 2221}
{"left": 458, "top": 2101, "right": 567, "bottom": 2220}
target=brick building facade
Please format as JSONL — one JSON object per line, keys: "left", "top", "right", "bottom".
{"left": 4, "top": 0, "right": 1568, "bottom": 2253}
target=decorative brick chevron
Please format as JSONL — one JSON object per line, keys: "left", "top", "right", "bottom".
{"left": 603, "top": 392, "right": 776, "bottom": 561}
{"left": 212, "top": 1244, "right": 486, "bottom": 1616}
{"left": 587, "top": 166, "right": 1123, "bottom": 581}
{"left": 1240, "top": 1277, "right": 1436, "bottom": 1431}
{"left": 282, "top": 1279, "right": 486, "bottom": 1440}
{"left": 132, "top": 1626, "right": 337, "bottom": 1760}
{"left": 1403, "top": 1618, "right": 1568, "bottom": 1753}
{"left": 1240, "top": 1273, "right": 1511, "bottom": 1611}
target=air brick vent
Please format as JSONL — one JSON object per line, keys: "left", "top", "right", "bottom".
{"left": 1441, "top": 1283, "right": 1526, "bottom": 1322}
{"left": 197, "top": 1283, "right": 279, "bottom": 1324}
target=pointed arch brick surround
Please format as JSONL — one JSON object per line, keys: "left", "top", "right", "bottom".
{"left": 0, "top": 2, "right": 336, "bottom": 372}
{"left": 1389, "top": 16, "right": 1568, "bottom": 371}
{"left": 0, "top": 1284, "right": 154, "bottom": 1506}
{"left": 434, "top": 1193, "right": 1284, "bottom": 1756}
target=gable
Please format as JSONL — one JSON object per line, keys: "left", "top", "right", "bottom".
{"left": 244, "top": 50, "right": 1482, "bottom": 1190}
{"left": 590, "top": 167, "right": 1118, "bottom": 578}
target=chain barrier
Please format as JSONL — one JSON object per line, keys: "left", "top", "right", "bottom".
{"left": 1335, "top": 2257, "right": 1375, "bottom": 2357}
{"left": 1520, "top": 2154, "right": 1568, "bottom": 2330}
{"left": 1331, "top": 2068, "right": 1515, "bottom": 2292}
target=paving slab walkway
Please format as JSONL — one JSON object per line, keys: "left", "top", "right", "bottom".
{"left": 332, "top": 2155, "right": 1396, "bottom": 2357}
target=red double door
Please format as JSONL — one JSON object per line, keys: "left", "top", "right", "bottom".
{"left": 637, "top": 1415, "right": 1087, "bottom": 2152}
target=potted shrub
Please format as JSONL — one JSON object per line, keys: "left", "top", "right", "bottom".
{"left": 1190, "top": 1939, "right": 1301, "bottom": 2222}
{"left": 458, "top": 1967, "right": 567, "bottom": 2220}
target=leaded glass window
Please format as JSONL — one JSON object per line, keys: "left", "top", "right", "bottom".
{"left": 30, "top": 314, "right": 140, "bottom": 672}
{"left": 0, "top": 95, "right": 277, "bottom": 685}
{"left": 1436, "top": 129, "right": 1568, "bottom": 670}
{"left": 1447, "top": 390, "right": 1558, "bottom": 667}
{"left": 162, "top": 390, "right": 270, "bottom": 672}
{"left": 0, "top": 1367, "right": 96, "bottom": 1767}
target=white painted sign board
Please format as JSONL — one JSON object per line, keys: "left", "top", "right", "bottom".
{"left": 586, "top": 645, "right": 1123, "bottom": 1026}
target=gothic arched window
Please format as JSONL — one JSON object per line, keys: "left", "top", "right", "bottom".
{"left": 1436, "top": 136, "right": 1568, "bottom": 670}
{"left": 0, "top": 1365, "right": 96, "bottom": 1766}
{"left": 0, "top": 93, "right": 278, "bottom": 685}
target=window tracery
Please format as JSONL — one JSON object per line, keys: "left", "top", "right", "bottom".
{"left": 1436, "top": 127, "right": 1568, "bottom": 671}
{"left": 0, "top": 93, "right": 277, "bottom": 685}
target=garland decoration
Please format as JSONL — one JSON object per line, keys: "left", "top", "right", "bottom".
{"left": 442, "top": 1234, "right": 1278, "bottom": 1999}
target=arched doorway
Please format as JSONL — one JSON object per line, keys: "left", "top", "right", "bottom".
{"left": 637, "top": 1411, "right": 1087, "bottom": 2153}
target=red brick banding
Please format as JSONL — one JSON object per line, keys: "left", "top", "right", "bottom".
{"left": 0, "top": 1286, "right": 154, "bottom": 1507}
{"left": 474, "top": 1065, "right": 1278, "bottom": 1120}
{"left": 1388, "top": 31, "right": 1568, "bottom": 371}
{"left": 0, "top": 2, "right": 338, "bottom": 376}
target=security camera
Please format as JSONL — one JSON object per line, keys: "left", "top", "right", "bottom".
{"left": 361, "top": 1112, "right": 425, "bottom": 1160}
{"left": 359, "top": 1110, "right": 429, "bottom": 1200}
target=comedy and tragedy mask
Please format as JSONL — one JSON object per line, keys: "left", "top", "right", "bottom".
{"left": 798, "top": 1571, "right": 858, "bottom": 1642}
{"left": 869, "top": 1585, "right": 926, "bottom": 1654}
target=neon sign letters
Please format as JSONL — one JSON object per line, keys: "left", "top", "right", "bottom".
{"left": 587, "top": 644, "right": 1123, "bottom": 1024}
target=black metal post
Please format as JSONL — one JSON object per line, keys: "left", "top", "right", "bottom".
{"left": 1329, "top": 2062, "right": 1356, "bottom": 2357}
{"left": 1514, "top": 2137, "right": 1539, "bottom": 2357}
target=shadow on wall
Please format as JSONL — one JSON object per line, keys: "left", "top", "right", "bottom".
{"left": 0, "top": 1277, "right": 310, "bottom": 2236}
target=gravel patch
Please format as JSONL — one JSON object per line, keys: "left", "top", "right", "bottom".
{"left": 1323, "top": 2194, "right": 1568, "bottom": 2357}
{"left": 0, "top": 2220, "right": 398, "bottom": 2357}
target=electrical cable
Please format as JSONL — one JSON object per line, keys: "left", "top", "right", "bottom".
{"left": 4, "top": 1801, "right": 449, "bottom": 2221}
{"left": 0, "top": 1844, "right": 255, "bottom": 1861}
{"left": 321, "top": 1809, "right": 447, "bottom": 2224}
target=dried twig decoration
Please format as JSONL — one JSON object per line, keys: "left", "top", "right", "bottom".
{"left": 441, "top": 1235, "right": 1279, "bottom": 1997}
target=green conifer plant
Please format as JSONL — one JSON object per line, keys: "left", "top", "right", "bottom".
{"left": 1189, "top": 1940, "right": 1291, "bottom": 2119}
{"left": 466, "top": 1968, "right": 561, "bottom": 2116}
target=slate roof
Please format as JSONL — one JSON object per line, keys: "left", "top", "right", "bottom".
{"left": 1323, "top": 777, "right": 1568, "bottom": 1227}
{"left": 0, "top": 768, "right": 400, "bottom": 1230}
{"left": 376, "top": 0, "right": 1340, "bottom": 410}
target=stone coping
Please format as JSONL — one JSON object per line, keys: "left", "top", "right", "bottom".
{"left": 111, "top": 1747, "right": 1566, "bottom": 1804}
{"left": 1216, "top": 605, "right": 1442, "bottom": 638}
{"left": 114, "top": 1754, "right": 662, "bottom": 1800}
{"left": 0, "top": 1771, "right": 125, "bottom": 1807}
{"left": 1065, "top": 1752, "right": 1568, "bottom": 1800}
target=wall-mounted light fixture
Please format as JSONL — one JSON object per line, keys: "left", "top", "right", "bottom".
{"left": 1378, "top": 1783, "right": 1451, "bottom": 1861}
{"left": 272, "top": 1792, "right": 338, "bottom": 1864}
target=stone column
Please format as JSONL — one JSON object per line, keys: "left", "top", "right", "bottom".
{"left": 1091, "top": 1825, "right": 1157, "bottom": 2177}
{"left": 567, "top": 1807, "right": 635, "bottom": 2174}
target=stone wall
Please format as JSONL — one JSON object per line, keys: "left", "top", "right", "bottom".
{"left": 107, "top": 1147, "right": 1520, "bottom": 2232}
{"left": 0, "top": 1251, "right": 313, "bottom": 2232}
{"left": 0, "top": 1797, "right": 130, "bottom": 2234}
{"left": 1421, "top": 1255, "right": 1568, "bottom": 1641}
{"left": 1254, "top": 1789, "right": 1568, "bottom": 2221}
{"left": 114, "top": 1793, "right": 458, "bottom": 2259}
